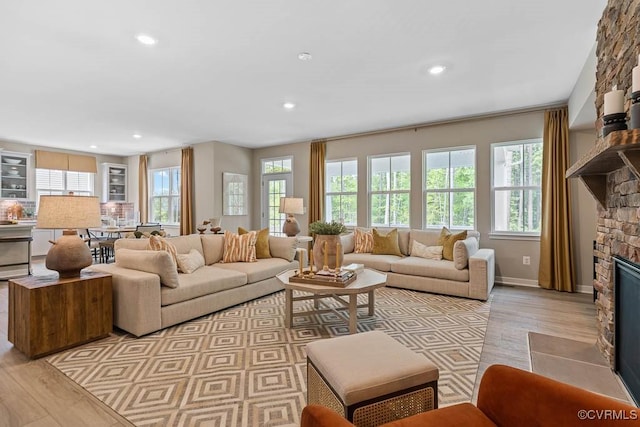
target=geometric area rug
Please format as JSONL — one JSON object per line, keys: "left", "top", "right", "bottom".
{"left": 46, "top": 287, "right": 491, "bottom": 426}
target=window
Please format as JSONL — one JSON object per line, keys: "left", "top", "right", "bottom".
{"left": 149, "top": 167, "right": 181, "bottom": 224}
{"left": 424, "top": 147, "right": 475, "bottom": 229}
{"left": 369, "top": 154, "right": 410, "bottom": 227}
{"left": 36, "top": 169, "right": 94, "bottom": 209}
{"left": 491, "top": 139, "right": 542, "bottom": 234}
{"left": 261, "top": 156, "right": 293, "bottom": 235}
{"left": 326, "top": 159, "right": 357, "bottom": 226}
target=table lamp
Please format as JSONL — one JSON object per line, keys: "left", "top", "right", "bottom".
{"left": 36, "top": 195, "right": 102, "bottom": 278}
{"left": 279, "top": 197, "right": 304, "bottom": 237}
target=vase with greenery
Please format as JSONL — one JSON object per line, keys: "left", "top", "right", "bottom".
{"left": 309, "top": 221, "right": 347, "bottom": 271}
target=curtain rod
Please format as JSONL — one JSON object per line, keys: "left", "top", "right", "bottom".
{"left": 323, "top": 102, "right": 568, "bottom": 143}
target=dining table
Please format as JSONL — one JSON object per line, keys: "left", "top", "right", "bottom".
{"left": 89, "top": 226, "right": 137, "bottom": 238}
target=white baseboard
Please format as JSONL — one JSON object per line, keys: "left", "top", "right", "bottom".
{"left": 496, "top": 276, "right": 592, "bottom": 294}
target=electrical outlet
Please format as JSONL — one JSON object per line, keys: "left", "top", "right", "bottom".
{"left": 523, "top": 256, "right": 531, "bottom": 265}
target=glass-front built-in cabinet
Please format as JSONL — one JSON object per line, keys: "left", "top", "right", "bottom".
{"left": 1, "top": 152, "right": 29, "bottom": 199}
{"left": 102, "top": 163, "right": 127, "bottom": 202}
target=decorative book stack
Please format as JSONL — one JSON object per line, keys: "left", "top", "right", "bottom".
{"left": 289, "top": 268, "right": 357, "bottom": 288}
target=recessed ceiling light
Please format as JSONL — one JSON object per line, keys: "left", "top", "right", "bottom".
{"left": 297, "top": 52, "right": 312, "bottom": 61}
{"left": 90, "top": 145, "right": 97, "bottom": 149}
{"left": 283, "top": 102, "right": 296, "bottom": 110}
{"left": 133, "top": 134, "right": 142, "bottom": 139}
{"left": 136, "top": 34, "right": 157, "bottom": 46}
{"left": 428, "top": 65, "right": 446, "bottom": 75}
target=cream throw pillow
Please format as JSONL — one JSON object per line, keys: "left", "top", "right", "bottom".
{"left": 223, "top": 230, "right": 257, "bottom": 263}
{"left": 147, "top": 235, "right": 178, "bottom": 266}
{"left": 411, "top": 241, "right": 443, "bottom": 260}
{"left": 354, "top": 228, "right": 374, "bottom": 253}
{"left": 176, "top": 249, "right": 206, "bottom": 274}
{"left": 115, "top": 248, "right": 180, "bottom": 288}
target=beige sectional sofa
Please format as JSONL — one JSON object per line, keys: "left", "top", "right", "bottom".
{"left": 341, "top": 229, "right": 495, "bottom": 301}
{"left": 89, "top": 233, "right": 298, "bottom": 337}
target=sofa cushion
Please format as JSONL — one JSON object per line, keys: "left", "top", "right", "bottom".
{"left": 438, "top": 228, "right": 467, "bottom": 261}
{"left": 168, "top": 234, "right": 205, "bottom": 256}
{"left": 239, "top": 227, "right": 271, "bottom": 259}
{"left": 408, "top": 229, "right": 441, "bottom": 253}
{"left": 176, "top": 249, "right": 206, "bottom": 274}
{"left": 115, "top": 238, "right": 149, "bottom": 251}
{"left": 200, "top": 234, "right": 225, "bottom": 265}
{"left": 354, "top": 228, "right": 373, "bottom": 253}
{"left": 391, "top": 256, "right": 470, "bottom": 282}
{"left": 223, "top": 230, "right": 257, "bottom": 262}
{"left": 454, "top": 237, "right": 479, "bottom": 270}
{"left": 268, "top": 236, "right": 297, "bottom": 261}
{"left": 411, "top": 241, "right": 443, "bottom": 260}
{"left": 115, "top": 248, "right": 180, "bottom": 288}
{"left": 372, "top": 228, "right": 403, "bottom": 256}
{"left": 216, "top": 258, "right": 295, "bottom": 283}
{"left": 341, "top": 232, "right": 355, "bottom": 254}
{"left": 161, "top": 266, "right": 247, "bottom": 306}
{"left": 342, "top": 253, "right": 402, "bottom": 272}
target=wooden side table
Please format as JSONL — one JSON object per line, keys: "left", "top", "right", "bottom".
{"left": 8, "top": 272, "right": 113, "bottom": 358}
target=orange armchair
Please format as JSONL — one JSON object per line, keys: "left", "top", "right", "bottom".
{"left": 301, "top": 364, "right": 640, "bottom": 427}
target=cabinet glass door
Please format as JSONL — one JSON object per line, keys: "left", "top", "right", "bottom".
{"left": 1, "top": 154, "right": 28, "bottom": 199}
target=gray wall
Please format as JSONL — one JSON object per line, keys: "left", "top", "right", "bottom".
{"left": 252, "top": 110, "right": 598, "bottom": 289}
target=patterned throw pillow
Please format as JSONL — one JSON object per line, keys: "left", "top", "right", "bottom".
{"left": 223, "top": 230, "right": 257, "bottom": 263}
{"left": 437, "top": 227, "right": 467, "bottom": 261}
{"left": 238, "top": 227, "right": 271, "bottom": 259}
{"left": 147, "top": 235, "right": 178, "bottom": 266}
{"left": 354, "top": 228, "right": 374, "bottom": 253}
{"left": 411, "top": 241, "right": 443, "bottom": 260}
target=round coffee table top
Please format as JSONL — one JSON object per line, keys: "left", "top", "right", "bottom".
{"left": 277, "top": 268, "right": 387, "bottom": 295}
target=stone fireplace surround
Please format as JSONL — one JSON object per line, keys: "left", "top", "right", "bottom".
{"left": 568, "top": 0, "right": 640, "bottom": 371}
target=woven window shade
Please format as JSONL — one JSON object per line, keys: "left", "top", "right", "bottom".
{"left": 34, "top": 150, "right": 97, "bottom": 173}
{"left": 35, "top": 150, "right": 68, "bottom": 170}
{"left": 68, "top": 154, "right": 97, "bottom": 173}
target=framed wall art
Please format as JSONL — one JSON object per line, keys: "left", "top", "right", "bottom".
{"left": 223, "top": 172, "right": 248, "bottom": 215}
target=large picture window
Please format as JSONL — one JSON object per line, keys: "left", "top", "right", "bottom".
{"left": 326, "top": 159, "right": 357, "bottom": 226}
{"left": 150, "top": 167, "right": 181, "bottom": 224}
{"left": 369, "top": 154, "right": 410, "bottom": 227}
{"left": 491, "top": 139, "right": 542, "bottom": 235}
{"left": 424, "top": 147, "right": 475, "bottom": 229}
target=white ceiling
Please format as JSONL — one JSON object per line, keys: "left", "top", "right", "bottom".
{"left": 0, "top": 0, "right": 606, "bottom": 156}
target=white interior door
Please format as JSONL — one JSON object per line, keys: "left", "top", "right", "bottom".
{"left": 262, "top": 173, "right": 292, "bottom": 235}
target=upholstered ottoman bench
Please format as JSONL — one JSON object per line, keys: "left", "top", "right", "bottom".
{"left": 305, "top": 331, "right": 439, "bottom": 427}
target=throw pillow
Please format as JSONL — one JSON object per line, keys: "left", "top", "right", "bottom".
{"left": 437, "top": 227, "right": 468, "bottom": 261}
{"left": 268, "top": 236, "right": 297, "bottom": 262}
{"left": 222, "top": 230, "right": 257, "bottom": 263}
{"left": 411, "top": 241, "right": 443, "bottom": 260}
{"left": 238, "top": 227, "right": 271, "bottom": 259}
{"left": 115, "top": 248, "right": 180, "bottom": 288}
{"left": 372, "top": 228, "right": 403, "bottom": 256}
{"left": 147, "top": 235, "right": 178, "bottom": 266}
{"left": 354, "top": 228, "right": 374, "bottom": 253}
{"left": 176, "top": 249, "right": 206, "bottom": 274}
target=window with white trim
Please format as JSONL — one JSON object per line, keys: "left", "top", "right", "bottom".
{"left": 491, "top": 139, "right": 542, "bottom": 234}
{"left": 369, "top": 154, "right": 410, "bottom": 227}
{"left": 36, "top": 169, "right": 94, "bottom": 209}
{"left": 423, "top": 147, "right": 476, "bottom": 229}
{"left": 261, "top": 156, "right": 293, "bottom": 235}
{"left": 149, "top": 167, "right": 181, "bottom": 224}
{"left": 326, "top": 159, "right": 357, "bottom": 226}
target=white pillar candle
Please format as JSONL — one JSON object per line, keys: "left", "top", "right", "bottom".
{"left": 604, "top": 86, "right": 624, "bottom": 115}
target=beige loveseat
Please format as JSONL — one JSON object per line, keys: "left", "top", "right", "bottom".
{"left": 89, "top": 233, "right": 298, "bottom": 337}
{"left": 341, "top": 229, "right": 494, "bottom": 301}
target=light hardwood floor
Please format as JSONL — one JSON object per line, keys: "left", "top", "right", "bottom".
{"left": 0, "top": 279, "right": 597, "bottom": 426}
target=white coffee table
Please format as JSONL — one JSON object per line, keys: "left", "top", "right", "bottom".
{"left": 276, "top": 268, "right": 387, "bottom": 334}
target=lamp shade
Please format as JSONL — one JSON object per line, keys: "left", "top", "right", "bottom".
{"left": 279, "top": 197, "right": 305, "bottom": 215}
{"left": 37, "top": 195, "right": 102, "bottom": 229}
